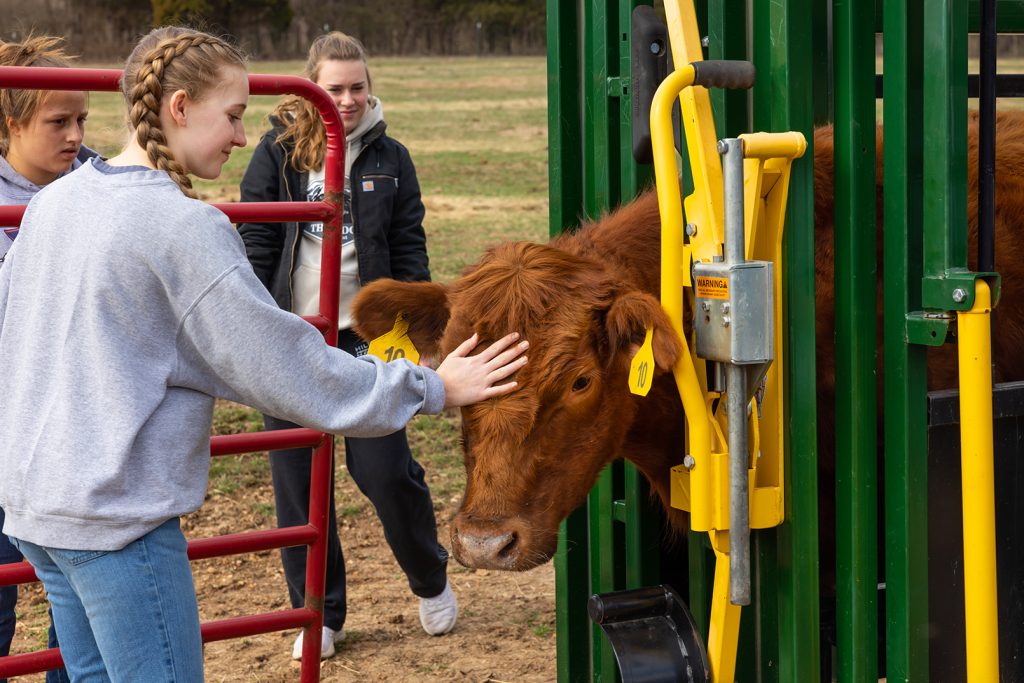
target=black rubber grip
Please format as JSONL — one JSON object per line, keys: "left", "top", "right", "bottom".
{"left": 691, "top": 60, "right": 756, "bottom": 90}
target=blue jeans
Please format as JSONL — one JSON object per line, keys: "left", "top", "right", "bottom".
{"left": 1, "top": 508, "right": 70, "bottom": 683}
{"left": 0, "top": 509, "right": 18, "bottom": 683}
{"left": 10, "top": 517, "right": 203, "bottom": 683}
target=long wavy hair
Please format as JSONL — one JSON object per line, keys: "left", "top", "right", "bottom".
{"left": 120, "top": 27, "right": 246, "bottom": 198}
{"left": 0, "top": 35, "right": 75, "bottom": 156}
{"left": 273, "top": 31, "right": 371, "bottom": 172}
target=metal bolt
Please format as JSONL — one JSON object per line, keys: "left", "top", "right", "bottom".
{"left": 685, "top": 222, "right": 697, "bottom": 237}
{"left": 683, "top": 454, "right": 696, "bottom": 470}
{"left": 701, "top": 35, "right": 710, "bottom": 48}
{"left": 722, "top": 302, "right": 731, "bottom": 314}
{"left": 701, "top": 301, "right": 711, "bottom": 311}
{"left": 952, "top": 288, "right": 967, "bottom": 303}
{"left": 717, "top": 139, "right": 728, "bottom": 155}
{"left": 722, "top": 316, "right": 731, "bottom": 328}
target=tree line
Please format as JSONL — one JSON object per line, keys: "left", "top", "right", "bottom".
{"left": 2, "top": 0, "right": 545, "bottom": 61}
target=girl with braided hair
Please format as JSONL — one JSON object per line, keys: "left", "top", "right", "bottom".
{"left": 0, "top": 34, "right": 92, "bottom": 683}
{"left": 0, "top": 26, "right": 527, "bottom": 681}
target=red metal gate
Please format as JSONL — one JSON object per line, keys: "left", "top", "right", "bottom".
{"left": 0, "top": 65, "right": 346, "bottom": 682}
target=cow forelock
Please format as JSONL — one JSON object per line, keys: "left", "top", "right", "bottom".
{"left": 442, "top": 241, "right": 616, "bottom": 345}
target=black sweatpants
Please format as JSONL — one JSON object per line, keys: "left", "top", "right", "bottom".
{"left": 266, "top": 329, "right": 449, "bottom": 631}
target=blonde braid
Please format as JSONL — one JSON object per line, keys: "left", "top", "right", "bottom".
{"left": 125, "top": 30, "right": 246, "bottom": 198}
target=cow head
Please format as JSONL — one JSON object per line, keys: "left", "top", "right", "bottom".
{"left": 353, "top": 240, "right": 682, "bottom": 570}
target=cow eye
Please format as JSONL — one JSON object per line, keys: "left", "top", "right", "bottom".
{"left": 571, "top": 376, "right": 591, "bottom": 392}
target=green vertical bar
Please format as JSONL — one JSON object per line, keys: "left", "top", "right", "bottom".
{"left": 752, "top": 0, "right": 821, "bottom": 680}
{"left": 812, "top": 0, "right": 834, "bottom": 126}
{"left": 707, "top": 0, "right": 748, "bottom": 137}
{"left": 922, "top": 0, "right": 968, "bottom": 276}
{"left": 624, "top": 464, "right": 661, "bottom": 588}
{"left": 583, "top": 2, "right": 620, "bottom": 680}
{"left": 754, "top": 534, "right": 780, "bottom": 683}
{"left": 687, "top": 531, "right": 713, "bottom": 639}
{"left": 833, "top": 0, "right": 879, "bottom": 681}
{"left": 882, "top": 0, "right": 929, "bottom": 680}
{"left": 618, "top": 0, "right": 641, "bottom": 200}
{"left": 588, "top": 469, "right": 619, "bottom": 682}
{"left": 557, "top": 507, "right": 592, "bottom": 683}
{"left": 547, "top": 0, "right": 583, "bottom": 239}
{"left": 617, "top": 0, "right": 660, "bottom": 594}
{"left": 548, "top": 3, "right": 591, "bottom": 682}
{"left": 582, "top": 0, "right": 615, "bottom": 214}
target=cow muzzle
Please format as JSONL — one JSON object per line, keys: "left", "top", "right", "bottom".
{"left": 450, "top": 515, "right": 554, "bottom": 571}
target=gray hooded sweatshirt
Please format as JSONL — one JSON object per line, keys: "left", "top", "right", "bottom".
{"left": 0, "top": 147, "right": 96, "bottom": 261}
{"left": 0, "top": 158, "right": 444, "bottom": 550}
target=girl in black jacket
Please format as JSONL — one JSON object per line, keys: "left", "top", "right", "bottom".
{"left": 238, "top": 32, "right": 456, "bottom": 660}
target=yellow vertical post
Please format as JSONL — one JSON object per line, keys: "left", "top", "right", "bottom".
{"left": 707, "top": 531, "right": 742, "bottom": 683}
{"left": 956, "top": 279, "right": 1000, "bottom": 683}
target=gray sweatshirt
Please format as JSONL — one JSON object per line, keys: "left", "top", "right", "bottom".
{"left": 0, "top": 158, "right": 444, "bottom": 550}
{"left": 0, "top": 147, "right": 97, "bottom": 261}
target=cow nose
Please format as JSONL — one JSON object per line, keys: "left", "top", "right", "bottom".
{"left": 452, "top": 528, "right": 520, "bottom": 570}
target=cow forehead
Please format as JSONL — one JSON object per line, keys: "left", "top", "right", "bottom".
{"left": 444, "top": 242, "right": 618, "bottom": 444}
{"left": 445, "top": 241, "right": 615, "bottom": 341}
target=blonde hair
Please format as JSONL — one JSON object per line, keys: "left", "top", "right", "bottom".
{"left": 273, "top": 32, "right": 371, "bottom": 172}
{"left": 121, "top": 27, "right": 246, "bottom": 198}
{"left": 0, "top": 35, "right": 75, "bottom": 156}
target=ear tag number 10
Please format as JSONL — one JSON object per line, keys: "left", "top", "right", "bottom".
{"left": 368, "top": 314, "right": 421, "bottom": 365}
{"left": 628, "top": 327, "right": 654, "bottom": 396}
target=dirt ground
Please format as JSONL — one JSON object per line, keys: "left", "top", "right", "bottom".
{"left": 8, "top": 441, "right": 557, "bottom": 682}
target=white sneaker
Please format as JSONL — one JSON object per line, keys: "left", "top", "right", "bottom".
{"left": 419, "top": 581, "right": 458, "bottom": 635}
{"left": 291, "top": 625, "right": 346, "bottom": 660}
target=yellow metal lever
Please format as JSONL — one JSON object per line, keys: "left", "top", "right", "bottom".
{"left": 956, "top": 279, "right": 1000, "bottom": 683}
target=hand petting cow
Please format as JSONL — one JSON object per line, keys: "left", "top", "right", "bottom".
{"left": 352, "top": 109, "right": 1024, "bottom": 576}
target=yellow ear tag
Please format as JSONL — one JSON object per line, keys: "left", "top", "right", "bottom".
{"left": 367, "top": 314, "right": 421, "bottom": 365}
{"left": 628, "top": 327, "right": 655, "bottom": 396}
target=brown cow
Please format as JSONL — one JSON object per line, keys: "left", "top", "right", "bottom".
{"left": 352, "top": 110, "right": 1024, "bottom": 573}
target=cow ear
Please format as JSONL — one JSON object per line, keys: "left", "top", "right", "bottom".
{"left": 351, "top": 280, "right": 451, "bottom": 358}
{"left": 605, "top": 290, "right": 683, "bottom": 372}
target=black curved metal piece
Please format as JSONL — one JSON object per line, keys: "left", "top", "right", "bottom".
{"left": 631, "top": 4, "right": 671, "bottom": 164}
{"left": 588, "top": 584, "right": 711, "bottom": 683}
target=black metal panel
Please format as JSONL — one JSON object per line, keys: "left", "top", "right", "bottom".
{"left": 927, "top": 380, "right": 1024, "bottom": 682}
{"left": 630, "top": 5, "right": 670, "bottom": 165}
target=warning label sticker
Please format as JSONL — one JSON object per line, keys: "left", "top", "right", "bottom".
{"left": 695, "top": 276, "right": 730, "bottom": 300}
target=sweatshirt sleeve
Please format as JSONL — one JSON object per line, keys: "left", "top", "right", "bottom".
{"left": 171, "top": 264, "right": 445, "bottom": 436}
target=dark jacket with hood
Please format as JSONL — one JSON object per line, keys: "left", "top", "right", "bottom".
{"left": 237, "top": 117, "right": 429, "bottom": 317}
